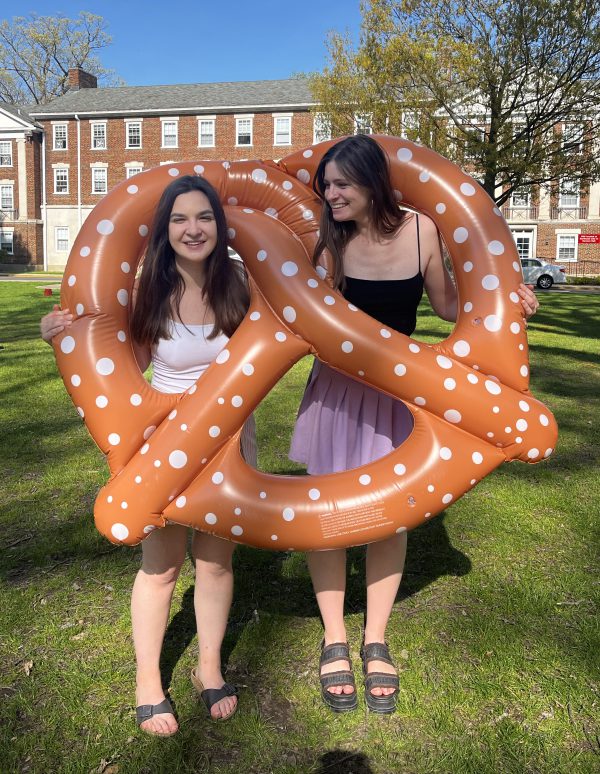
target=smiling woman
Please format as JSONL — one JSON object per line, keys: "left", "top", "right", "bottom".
{"left": 40, "top": 174, "right": 254, "bottom": 736}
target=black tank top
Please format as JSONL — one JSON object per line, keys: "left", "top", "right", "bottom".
{"left": 341, "top": 216, "right": 424, "bottom": 336}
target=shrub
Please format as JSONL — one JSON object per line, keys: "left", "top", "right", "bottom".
{"left": 567, "top": 275, "right": 600, "bottom": 285}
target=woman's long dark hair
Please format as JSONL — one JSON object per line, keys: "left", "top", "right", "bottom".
{"left": 313, "top": 135, "right": 407, "bottom": 289}
{"left": 130, "top": 175, "right": 249, "bottom": 346}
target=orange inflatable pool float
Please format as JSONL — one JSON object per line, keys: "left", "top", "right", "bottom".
{"left": 52, "top": 136, "right": 558, "bottom": 550}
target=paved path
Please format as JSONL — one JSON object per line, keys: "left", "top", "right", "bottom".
{"left": 2, "top": 272, "right": 599, "bottom": 294}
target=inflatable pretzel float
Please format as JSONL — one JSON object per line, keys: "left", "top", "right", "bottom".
{"left": 52, "top": 135, "right": 558, "bottom": 550}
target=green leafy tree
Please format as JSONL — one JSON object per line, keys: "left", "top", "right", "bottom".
{"left": 310, "top": 0, "right": 600, "bottom": 204}
{"left": 0, "top": 12, "right": 122, "bottom": 105}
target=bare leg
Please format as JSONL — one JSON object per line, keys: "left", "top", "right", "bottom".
{"left": 364, "top": 532, "right": 407, "bottom": 696}
{"left": 306, "top": 549, "right": 354, "bottom": 696}
{"left": 192, "top": 531, "right": 237, "bottom": 719}
{"left": 131, "top": 524, "right": 188, "bottom": 735}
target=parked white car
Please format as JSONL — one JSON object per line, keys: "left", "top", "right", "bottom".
{"left": 520, "top": 258, "right": 567, "bottom": 289}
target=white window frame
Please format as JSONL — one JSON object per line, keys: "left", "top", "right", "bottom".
{"left": 161, "top": 119, "right": 178, "bottom": 149}
{"left": 198, "top": 117, "right": 216, "bottom": 147}
{"left": 91, "top": 165, "right": 108, "bottom": 195}
{"left": 562, "top": 123, "right": 583, "bottom": 153}
{"left": 273, "top": 114, "right": 292, "bottom": 146}
{"left": 511, "top": 188, "right": 531, "bottom": 208}
{"left": 125, "top": 120, "right": 142, "bottom": 149}
{"left": 91, "top": 121, "right": 107, "bottom": 150}
{"left": 52, "top": 167, "right": 69, "bottom": 195}
{"left": 53, "top": 123, "right": 68, "bottom": 150}
{"left": 559, "top": 179, "right": 580, "bottom": 209}
{"left": 125, "top": 165, "right": 143, "bottom": 179}
{"left": 354, "top": 113, "right": 373, "bottom": 135}
{"left": 55, "top": 226, "right": 69, "bottom": 252}
{"left": 0, "top": 141, "right": 12, "bottom": 166}
{"left": 0, "top": 228, "right": 14, "bottom": 254}
{"left": 313, "top": 113, "right": 332, "bottom": 144}
{"left": 235, "top": 115, "right": 253, "bottom": 147}
{"left": 556, "top": 232, "right": 578, "bottom": 262}
{"left": 0, "top": 183, "right": 14, "bottom": 210}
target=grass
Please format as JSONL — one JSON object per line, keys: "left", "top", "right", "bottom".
{"left": 1, "top": 283, "right": 599, "bottom": 774}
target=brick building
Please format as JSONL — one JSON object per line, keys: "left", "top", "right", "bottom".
{"left": 25, "top": 69, "right": 319, "bottom": 270}
{"left": 0, "top": 103, "right": 43, "bottom": 265}
{"left": 1, "top": 68, "right": 598, "bottom": 272}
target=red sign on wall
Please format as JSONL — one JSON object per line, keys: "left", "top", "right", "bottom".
{"left": 578, "top": 234, "right": 600, "bottom": 244}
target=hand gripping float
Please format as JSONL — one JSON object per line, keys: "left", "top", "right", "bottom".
{"left": 52, "top": 136, "right": 558, "bottom": 550}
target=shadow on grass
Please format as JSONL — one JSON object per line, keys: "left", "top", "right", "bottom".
{"left": 315, "top": 750, "right": 375, "bottom": 773}
{"left": 155, "top": 512, "right": 470, "bottom": 693}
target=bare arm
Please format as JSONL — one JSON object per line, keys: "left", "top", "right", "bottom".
{"left": 419, "top": 216, "right": 458, "bottom": 322}
{"left": 40, "top": 287, "right": 152, "bottom": 372}
{"left": 419, "top": 215, "right": 539, "bottom": 323}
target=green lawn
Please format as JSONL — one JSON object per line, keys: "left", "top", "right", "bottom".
{"left": 1, "top": 283, "right": 598, "bottom": 774}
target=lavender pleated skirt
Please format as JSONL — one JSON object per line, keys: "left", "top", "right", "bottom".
{"left": 289, "top": 360, "right": 414, "bottom": 475}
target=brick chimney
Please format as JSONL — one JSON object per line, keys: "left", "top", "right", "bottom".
{"left": 68, "top": 68, "right": 98, "bottom": 91}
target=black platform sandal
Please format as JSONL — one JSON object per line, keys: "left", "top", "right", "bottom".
{"left": 360, "top": 641, "right": 399, "bottom": 714}
{"left": 319, "top": 640, "right": 358, "bottom": 713}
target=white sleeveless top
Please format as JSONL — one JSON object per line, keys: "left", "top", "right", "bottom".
{"left": 151, "top": 320, "right": 229, "bottom": 395}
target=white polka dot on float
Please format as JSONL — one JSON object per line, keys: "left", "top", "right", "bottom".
{"left": 484, "top": 315, "right": 502, "bottom": 332}
{"left": 96, "top": 357, "right": 115, "bottom": 375}
{"left": 282, "top": 507, "right": 295, "bottom": 521}
{"left": 283, "top": 306, "right": 296, "bottom": 323}
{"left": 482, "top": 275, "right": 500, "bottom": 290}
{"left": 111, "top": 523, "right": 129, "bottom": 541}
{"left": 454, "top": 227, "right": 469, "bottom": 243}
{"left": 97, "top": 220, "right": 114, "bottom": 235}
{"left": 212, "top": 472, "right": 224, "bottom": 485}
{"left": 444, "top": 409, "right": 462, "bottom": 424}
{"left": 61, "top": 336, "right": 76, "bottom": 354}
{"left": 169, "top": 450, "right": 188, "bottom": 469}
{"left": 281, "top": 261, "right": 298, "bottom": 276}
{"left": 439, "top": 447, "right": 452, "bottom": 460}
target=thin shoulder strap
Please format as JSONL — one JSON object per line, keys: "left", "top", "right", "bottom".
{"left": 416, "top": 214, "right": 422, "bottom": 274}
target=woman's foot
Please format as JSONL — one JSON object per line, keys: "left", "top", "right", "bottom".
{"left": 319, "top": 638, "right": 356, "bottom": 698}
{"left": 191, "top": 666, "right": 238, "bottom": 720}
{"left": 363, "top": 640, "right": 398, "bottom": 697}
{"left": 360, "top": 640, "right": 399, "bottom": 714}
{"left": 319, "top": 639, "right": 358, "bottom": 712}
{"left": 136, "top": 683, "right": 178, "bottom": 736}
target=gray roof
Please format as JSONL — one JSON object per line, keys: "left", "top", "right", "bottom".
{"left": 0, "top": 101, "right": 43, "bottom": 129}
{"left": 30, "top": 78, "right": 315, "bottom": 119}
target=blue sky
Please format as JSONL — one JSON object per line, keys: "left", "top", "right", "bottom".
{"left": 5, "top": 1, "right": 363, "bottom": 85}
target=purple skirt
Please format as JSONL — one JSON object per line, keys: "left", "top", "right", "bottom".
{"left": 289, "top": 360, "right": 414, "bottom": 475}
